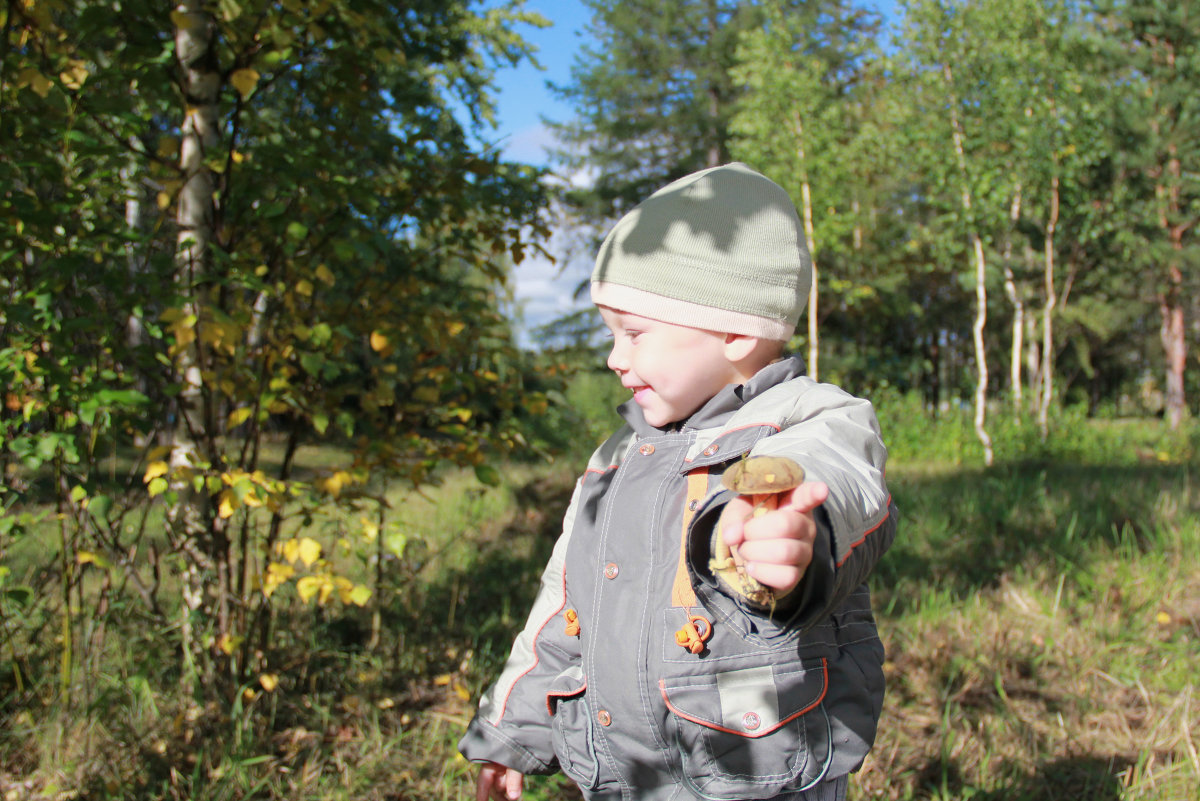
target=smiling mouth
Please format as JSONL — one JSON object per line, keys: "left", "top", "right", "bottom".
{"left": 631, "top": 386, "right": 651, "bottom": 402}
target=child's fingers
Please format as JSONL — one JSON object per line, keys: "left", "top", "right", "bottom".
{"left": 737, "top": 536, "right": 810, "bottom": 569}
{"left": 477, "top": 764, "right": 522, "bottom": 801}
{"left": 743, "top": 560, "right": 804, "bottom": 592}
{"left": 717, "top": 494, "right": 756, "bottom": 547}
{"left": 783, "top": 480, "right": 829, "bottom": 513}
{"left": 503, "top": 768, "right": 524, "bottom": 800}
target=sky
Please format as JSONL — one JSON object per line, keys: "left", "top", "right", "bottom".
{"left": 477, "top": 0, "right": 899, "bottom": 343}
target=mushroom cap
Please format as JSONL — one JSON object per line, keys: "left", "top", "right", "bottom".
{"left": 721, "top": 455, "right": 806, "bottom": 494}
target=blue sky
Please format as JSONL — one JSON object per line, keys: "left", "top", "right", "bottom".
{"left": 483, "top": 0, "right": 593, "bottom": 166}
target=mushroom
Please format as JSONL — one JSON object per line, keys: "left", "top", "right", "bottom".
{"left": 710, "top": 455, "right": 806, "bottom": 609}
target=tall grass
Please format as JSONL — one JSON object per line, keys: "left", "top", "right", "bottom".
{"left": 1, "top": 396, "right": 1196, "bottom": 800}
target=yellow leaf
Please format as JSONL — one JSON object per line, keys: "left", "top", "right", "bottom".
{"left": 59, "top": 60, "right": 88, "bottom": 90}
{"left": 262, "top": 562, "right": 294, "bottom": 598}
{"left": 147, "top": 445, "right": 171, "bottom": 462}
{"left": 315, "top": 264, "right": 335, "bottom": 286}
{"left": 217, "top": 633, "right": 243, "bottom": 655}
{"left": 259, "top": 673, "right": 279, "bottom": 692}
{"left": 227, "top": 407, "right": 253, "bottom": 429}
{"left": 19, "top": 68, "right": 52, "bottom": 98}
{"left": 448, "top": 321, "right": 466, "bottom": 337}
{"left": 77, "top": 551, "right": 97, "bottom": 565}
{"left": 369, "top": 331, "right": 389, "bottom": 352}
{"left": 320, "top": 471, "right": 351, "bottom": 497}
{"left": 231, "top": 149, "right": 246, "bottom": 164}
{"left": 156, "top": 191, "right": 172, "bottom": 210}
{"left": 297, "top": 537, "right": 321, "bottom": 567}
{"left": 144, "top": 461, "right": 169, "bottom": 483}
{"left": 230, "top": 68, "right": 260, "bottom": 99}
{"left": 280, "top": 539, "right": 300, "bottom": 564}
{"left": 1156, "top": 611, "right": 1172, "bottom": 625}
{"left": 217, "top": 490, "right": 236, "bottom": 519}
{"left": 242, "top": 490, "right": 263, "bottom": 508}
{"left": 433, "top": 673, "right": 452, "bottom": 687}
{"left": 359, "top": 516, "right": 379, "bottom": 542}
{"left": 347, "top": 585, "right": 372, "bottom": 607}
{"left": 295, "top": 279, "right": 314, "bottom": 297}
{"left": 453, "top": 681, "right": 471, "bottom": 702}
{"left": 296, "top": 575, "right": 323, "bottom": 603}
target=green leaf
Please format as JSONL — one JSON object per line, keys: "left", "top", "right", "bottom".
{"left": 87, "top": 493, "right": 114, "bottom": 523}
{"left": 474, "top": 464, "right": 500, "bottom": 487}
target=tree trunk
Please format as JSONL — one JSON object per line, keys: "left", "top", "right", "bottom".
{"left": 1001, "top": 184, "right": 1024, "bottom": 415}
{"left": 793, "top": 112, "right": 819, "bottom": 380}
{"left": 945, "top": 64, "right": 993, "bottom": 465}
{"left": 1158, "top": 151, "right": 1188, "bottom": 430}
{"left": 172, "top": 1, "right": 222, "bottom": 690}
{"left": 1038, "top": 174, "right": 1059, "bottom": 439}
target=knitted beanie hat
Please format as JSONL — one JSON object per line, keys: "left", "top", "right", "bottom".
{"left": 590, "top": 162, "right": 811, "bottom": 340}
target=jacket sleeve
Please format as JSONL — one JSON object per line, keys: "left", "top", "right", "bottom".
{"left": 457, "top": 478, "right": 585, "bottom": 774}
{"left": 691, "top": 378, "right": 897, "bottom": 630}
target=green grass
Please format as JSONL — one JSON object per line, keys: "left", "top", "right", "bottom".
{"left": 1, "top": 412, "right": 1198, "bottom": 801}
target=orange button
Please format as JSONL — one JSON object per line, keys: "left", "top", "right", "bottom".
{"left": 597, "top": 709, "right": 612, "bottom": 726}
{"left": 639, "top": 443, "right": 655, "bottom": 455}
{"left": 603, "top": 562, "right": 619, "bottom": 579}
{"left": 702, "top": 444, "right": 719, "bottom": 457}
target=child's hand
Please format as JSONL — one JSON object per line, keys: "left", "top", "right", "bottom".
{"left": 717, "top": 481, "right": 829, "bottom": 598}
{"left": 476, "top": 762, "right": 524, "bottom": 801}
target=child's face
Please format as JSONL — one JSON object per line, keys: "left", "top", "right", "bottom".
{"left": 598, "top": 305, "right": 745, "bottom": 427}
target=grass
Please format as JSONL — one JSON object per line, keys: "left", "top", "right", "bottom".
{"left": 1, "top": 412, "right": 1197, "bottom": 800}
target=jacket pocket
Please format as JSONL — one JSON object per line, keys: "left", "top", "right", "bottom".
{"left": 659, "top": 659, "right": 832, "bottom": 800}
{"left": 546, "top": 666, "right": 600, "bottom": 790}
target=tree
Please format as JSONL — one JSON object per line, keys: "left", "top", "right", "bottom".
{"left": 1091, "top": 0, "right": 1198, "bottom": 429}
{"left": 1, "top": 0, "right": 553, "bottom": 702}
{"left": 729, "top": 0, "right": 883, "bottom": 380}
{"left": 548, "top": 0, "right": 768, "bottom": 223}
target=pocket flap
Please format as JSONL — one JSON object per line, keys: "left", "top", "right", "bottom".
{"left": 545, "top": 665, "right": 587, "bottom": 716}
{"left": 659, "top": 658, "right": 827, "bottom": 738}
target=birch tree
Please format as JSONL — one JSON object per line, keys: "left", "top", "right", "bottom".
{"left": 729, "top": 0, "right": 881, "bottom": 379}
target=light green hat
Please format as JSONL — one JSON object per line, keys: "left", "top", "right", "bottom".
{"left": 590, "top": 162, "right": 811, "bottom": 340}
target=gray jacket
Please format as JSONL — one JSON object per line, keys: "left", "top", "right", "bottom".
{"left": 459, "top": 357, "right": 897, "bottom": 800}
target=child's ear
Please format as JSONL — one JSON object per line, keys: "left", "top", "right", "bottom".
{"left": 723, "top": 333, "right": 760, "bottom": 364}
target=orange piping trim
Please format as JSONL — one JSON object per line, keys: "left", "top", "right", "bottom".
{"left": 657, "top": 658, "right": 829, "bottom": 739}
{"left": 835, "top": 494, "right": 893, "bottom": 567}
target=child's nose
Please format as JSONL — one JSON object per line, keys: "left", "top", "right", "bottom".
{"left": 606, "top": 342, "right": 627, "bottom": 373}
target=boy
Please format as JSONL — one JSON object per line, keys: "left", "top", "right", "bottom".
{"left": 459, "top": 163, "right": 897, "bottom": 801}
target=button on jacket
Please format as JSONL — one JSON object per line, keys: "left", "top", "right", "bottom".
{"left": 459, "top": 357, "right": 898, "bottom": 800}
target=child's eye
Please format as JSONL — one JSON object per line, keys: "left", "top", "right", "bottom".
{"left": 626, "top": 329, "right": 643, "bottom": 340}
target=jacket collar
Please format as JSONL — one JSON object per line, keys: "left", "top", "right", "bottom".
{"left": 618, "top": 355, "right": 806, "bottom": 437}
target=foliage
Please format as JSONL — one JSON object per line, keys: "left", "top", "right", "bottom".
{"left": 546, "top": 0, "right": 1198, "bottom": 429}
{"left": 1, "top": 0, "right": 556, "bottom": 705}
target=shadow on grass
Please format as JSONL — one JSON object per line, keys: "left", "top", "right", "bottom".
{"left": 905, "top": 754, "right": 1126, "bottom": 800}
{"left": 875, "top": 459, "right": 1196, "bottom": 614}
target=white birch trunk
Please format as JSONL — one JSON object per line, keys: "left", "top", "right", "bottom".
{"left": 1001, "top": 185, "right": 1024, "bottom": 414}
{"left": 173, "top": 1, "right": 221, "bottom": 688}
{"left": 1038, "top": 174, "right": 1059, "bottom": 439}
{"left": 945, "top": 65, "right": 993, "bottom": 466}
{"left": 793, "top": 112, "right": 819, "bottom": 380}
